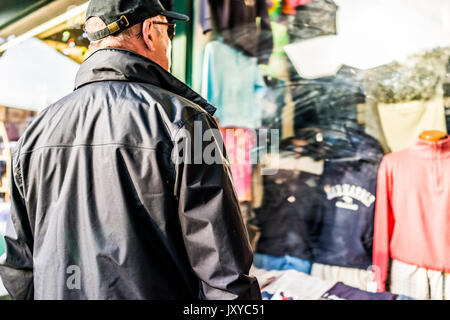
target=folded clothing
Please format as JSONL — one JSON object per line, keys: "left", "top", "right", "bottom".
{"left": 251, "top": 266, "right": 412, "bottom": 300}
{"left": 251, "top": 266, "right": 336, "bottom": 300}
{"left": 321, "top": 282, "right": 401, "bottom": 300}
{"left": 253, "top": 253, "right": 312, "bottom": 274}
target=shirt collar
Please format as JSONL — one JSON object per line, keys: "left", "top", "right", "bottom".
{"left": 412, "top": 135, "right": 450, "bottom": 158}
{"left": 416, "top": 135, "right": 450, "bottom": 147}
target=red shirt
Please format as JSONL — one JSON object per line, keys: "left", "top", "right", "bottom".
{"left": 373, "top": 136, "right": 450, "bottom": 292}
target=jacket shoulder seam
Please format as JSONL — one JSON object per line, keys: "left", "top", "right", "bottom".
{"left": 173, "top": 110, "right": 212, "bottom": 141}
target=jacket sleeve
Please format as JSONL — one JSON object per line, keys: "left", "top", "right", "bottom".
{"left": 0, "top": 154, "right": 34, "bottom": 300}
{"left": 173, "top": 112, "right": 261, "bottom": 300}
{"left": 372, "top": 157, "right": 395, "bottom": 292}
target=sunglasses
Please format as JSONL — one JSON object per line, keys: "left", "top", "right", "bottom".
{"left": 153, "top": 21, "right": 176, "bottom": 40}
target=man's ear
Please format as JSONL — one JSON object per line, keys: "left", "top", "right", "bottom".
{"left": 142, "top": 19, "right": 155, "bottom": 51}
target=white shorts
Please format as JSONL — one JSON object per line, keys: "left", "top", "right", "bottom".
{"left": 311, "top": 263, "right": 374, "bottom": 291}
{"left": 388, "top": 259, "right": 450, "bottom": 300}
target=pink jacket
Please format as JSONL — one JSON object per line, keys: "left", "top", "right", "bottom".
{"left": 373, "top": 136, "right": 450, "bottom": 292}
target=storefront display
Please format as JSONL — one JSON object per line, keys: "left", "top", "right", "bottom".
{"left": 198, "top": 0, "right": 449, "bottom": 300}
{"left": 0, "top": 0, "right": 449, "bottom": 301}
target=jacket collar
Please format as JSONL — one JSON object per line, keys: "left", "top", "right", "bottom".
{"left": 74, "top": 48, "right": 216, "bottom": 115}
{"left": 416, "top": 135, "right": 450, "bottom": 147}
{"left": 412, "top": 135, "right": 450, "bottom": 158}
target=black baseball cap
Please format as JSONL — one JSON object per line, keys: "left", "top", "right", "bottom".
{"left": 85, "top": 0, "right": 189, "bottom": 42}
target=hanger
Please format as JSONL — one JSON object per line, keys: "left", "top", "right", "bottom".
{"left": 419, "top": 130, "right": 448, "bottom": 142}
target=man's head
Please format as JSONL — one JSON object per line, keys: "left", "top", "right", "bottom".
{"left": 84, "top": 0, "right": 189, "bottom": 71}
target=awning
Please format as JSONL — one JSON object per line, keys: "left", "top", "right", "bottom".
{"left": 0, "top": 1, "right": 88, "bottom": 52}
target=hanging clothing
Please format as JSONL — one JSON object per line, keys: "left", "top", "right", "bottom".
{"left": 263, "top": 22, "right": 291, "bottom": 80}
{"left": 282, "top": 0, "right": 312, "bottom": 15}
{"left": 388, "top": 259, "right": 450, "bottom": 300}
{"left": 202, "top": 40, "right": 265, "bottom": 129}
{"left": 220, "top": 127, "right": 256, "bottom": 202}
{"left": 200, "top": 0, "right": 273, "bottom": 64}
{"left": 312, "top": 129, "right": 384, "bottom": 270}
{"left": 367, "top": 48, "right": 450, "bottom": 153}
{"left": 366, "top": 48, "right": 450, "bottom": 150}
{"left": 252, "top": 168, "right": 321, "bottom": 261}
{"left": 200, "top": 0, "right": 213, "bottom": 34}
{"left": 373, "top": 136, "right": 450, "bottom": 292}
{"left": 267, "top": 0, "right": 283, "bottom": 20}
{"left": 378, "top": 97, "right": 447, "bottom": 152}
{"left": 239, "top": 202, "right": 260, "bottom": 251}
{"left": 252, "top": 150, "right": 324, "bottom": 261}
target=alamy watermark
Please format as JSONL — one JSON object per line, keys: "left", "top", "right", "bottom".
{"left": 66, "top": 265, "right": 81, "bottom": 290}
{"left": 171, "top": 121, "right": 280, "bottom": 175}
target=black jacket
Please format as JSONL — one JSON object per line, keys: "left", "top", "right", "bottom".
{"left": 0, "top": 49, "right": 260, "bottom": 300}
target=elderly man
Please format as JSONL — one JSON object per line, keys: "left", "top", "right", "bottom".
{"left": 0, "top": 0, "right": 260, "bottom": 300}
